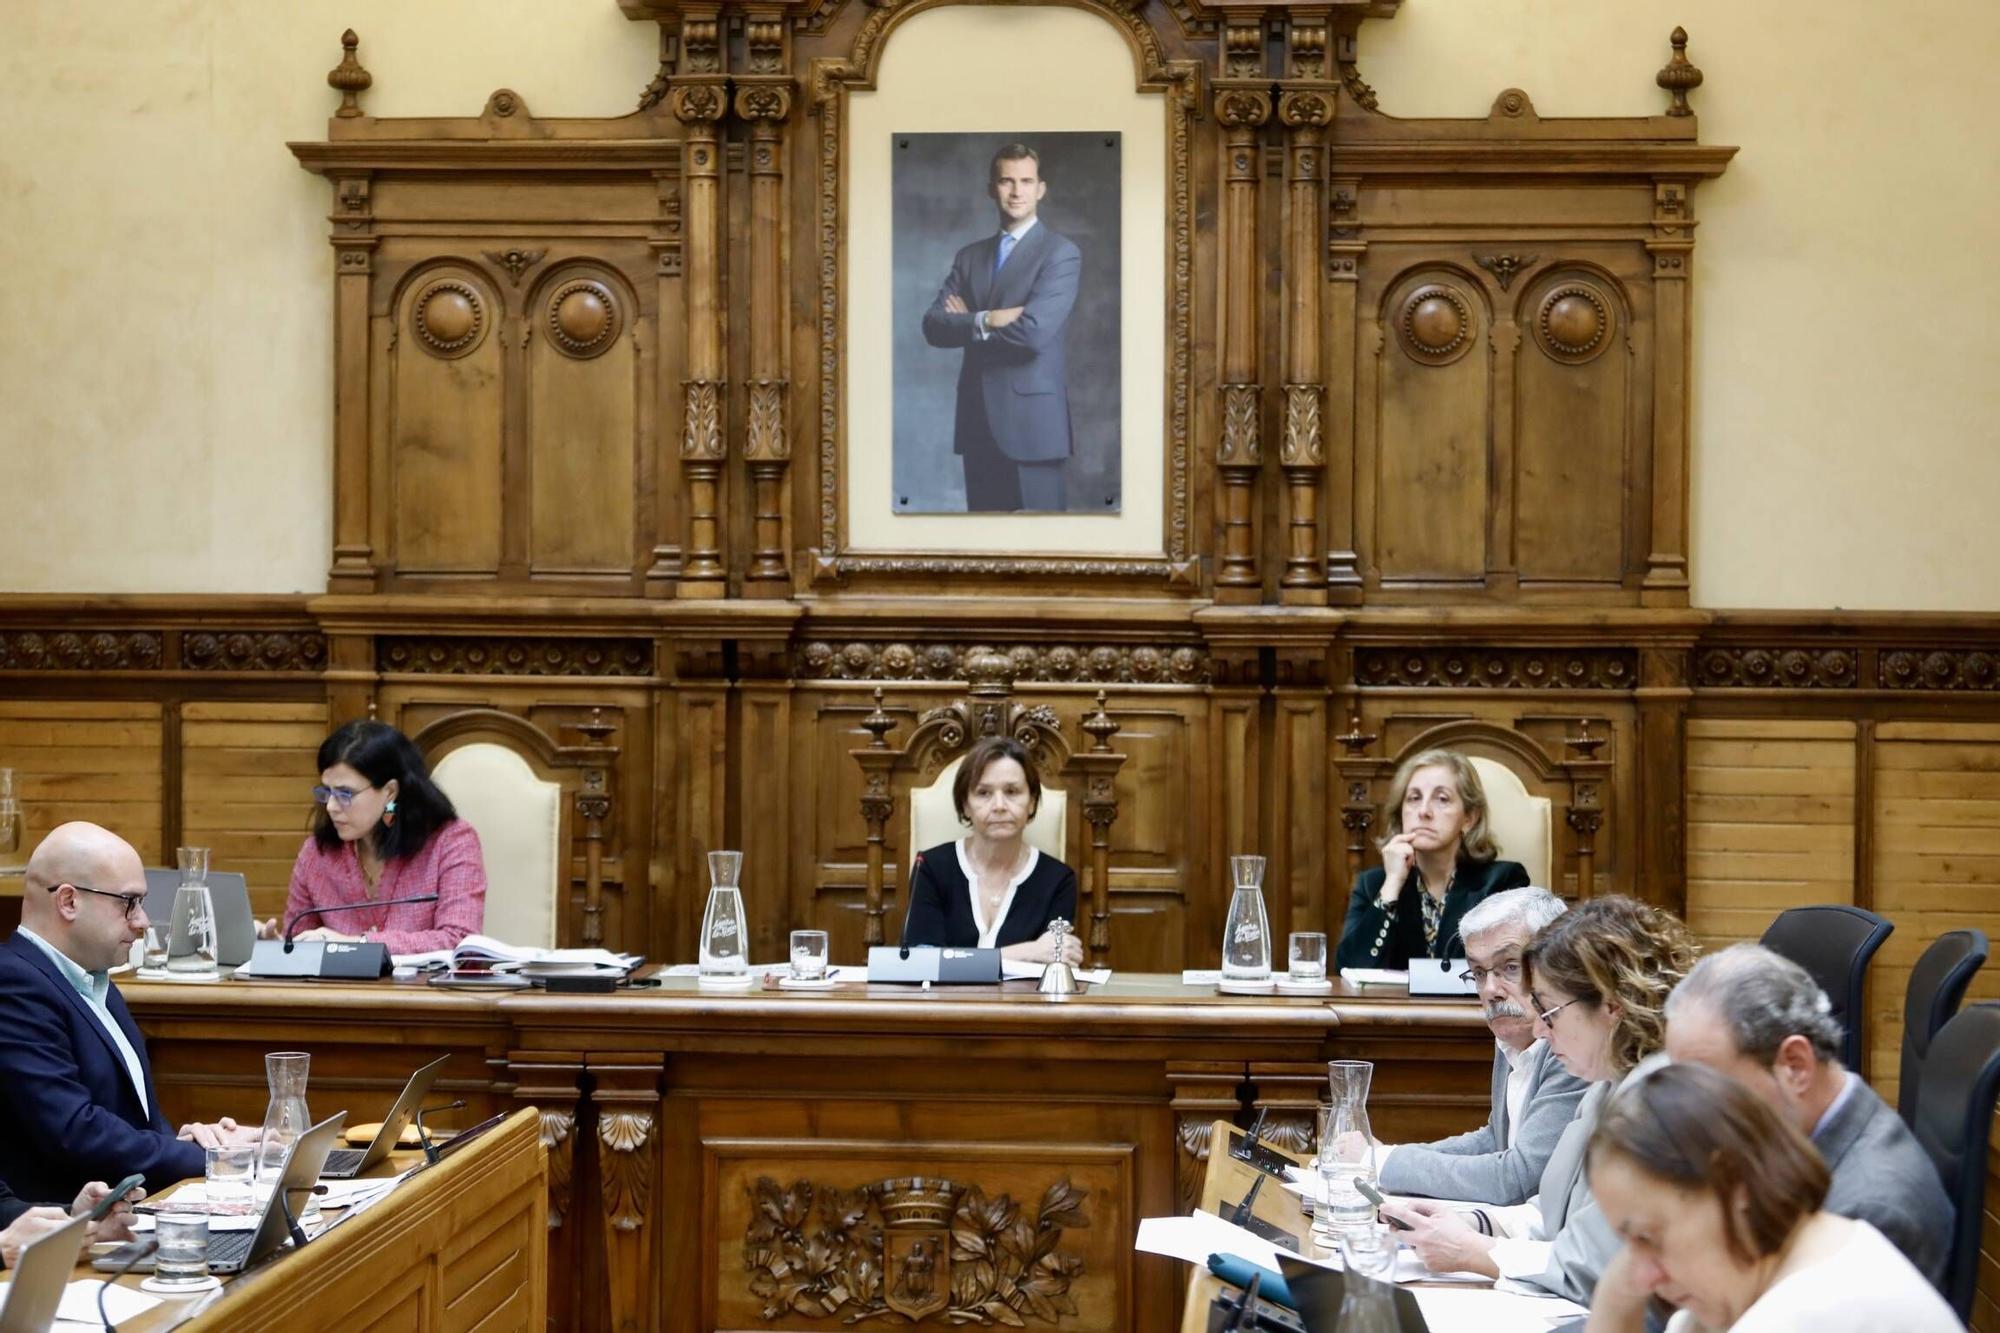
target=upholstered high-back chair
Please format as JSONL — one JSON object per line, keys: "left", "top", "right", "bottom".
{"left": 1465, "top": 755, "right": 1552, "bottom": 889}
{"left": 907, "top": 752, "right": 1070, "bottom": 864}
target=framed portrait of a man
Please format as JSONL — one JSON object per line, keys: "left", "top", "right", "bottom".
{"left": 894, "top": 133, "right": 1122, "bottom": 515}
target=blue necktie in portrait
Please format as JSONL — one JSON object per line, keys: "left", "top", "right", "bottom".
{"left": 993, "top": 231, "right": 1015, "bottom": 277}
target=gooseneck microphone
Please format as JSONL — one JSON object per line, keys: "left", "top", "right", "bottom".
{"left": 282, "top": 895, "right": 440, "bottom": 952}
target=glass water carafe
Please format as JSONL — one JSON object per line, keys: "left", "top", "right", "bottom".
{"left": 1220, "top": 854, "right": 1272, "bottom": 983}
{"left": 166, "top": 846, "right": 218, "bottom": 977}
{"left": 1314, "top": 1059, "right": 1378, "bottom": 1239}
{"left": 698, "top": 850, "right": 750, "bottom": 984}
{"left": 257, "top": 1051, "right": 312, "bottom": 1183}
{"left": 0, "top": 767, "right": 21, "bottom": 858}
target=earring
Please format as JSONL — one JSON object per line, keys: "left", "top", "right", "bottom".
{"left": 383, "top": 798, "right": 397, "bottom": 828}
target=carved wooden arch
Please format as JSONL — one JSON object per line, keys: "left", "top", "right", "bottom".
{"left": 852, "top": 651, "right": 1128, "bottom": 963}
{"left": 408, "top": 706, "right": 620, "bottom": 946}
{"left": 1332, "top": 714, "right": 1611, "bottom": 905}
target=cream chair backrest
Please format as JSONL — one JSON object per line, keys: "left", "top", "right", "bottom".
{"left": 908, "top": 753, "right": 1069, "bottom": 868}
{"left": 431, "top": 742, "right": 561, "bottom": 950}
{"left": 1467, "top": 754, "right": 1552, "bottom": 889}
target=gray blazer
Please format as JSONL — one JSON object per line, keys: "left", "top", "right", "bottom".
{"left": 1816, "top": 1074, "right": 1953, "bottom": 1288}
{"left": 1378, "top": 1042, "right": 1589, "bottom": 1205}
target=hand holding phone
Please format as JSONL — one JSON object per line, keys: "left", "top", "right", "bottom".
{"left": 87, "top": 1173, "right": 147, "bottom": 1222}
{"left": 1354, "top": 1178, "right": 1414, "bottom": 1231}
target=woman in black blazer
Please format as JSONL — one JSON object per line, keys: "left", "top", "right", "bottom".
{"left": 1336, "top": 748, "right": 1531, "bottom": 969}
{"left": 900, "top": 736, "right": 1084, "bottom": 966}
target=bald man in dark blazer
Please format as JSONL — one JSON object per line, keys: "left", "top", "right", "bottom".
{"left": 921, "top": 142, "right": 1080, "bottom": 512}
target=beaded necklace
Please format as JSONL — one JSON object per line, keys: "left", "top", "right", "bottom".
{"left": 1417, "top": 866, "right": 1456, "bottom": 956}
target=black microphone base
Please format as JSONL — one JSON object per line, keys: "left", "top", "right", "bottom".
{"left": 244, "top": 940, "right": 393, "bottom": 979}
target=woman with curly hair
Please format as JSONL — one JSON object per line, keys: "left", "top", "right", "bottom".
{"left": 1383, "top": 895, "right": 1698, "bottom": 1305}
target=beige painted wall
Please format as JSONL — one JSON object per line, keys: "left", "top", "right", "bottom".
{"left": 3, "top": 0, "right": 1994, "bottom": 607}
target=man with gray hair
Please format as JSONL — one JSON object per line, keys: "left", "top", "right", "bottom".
{"left": 1363, "top": 888, "right": 1589, "bottom": 1204}
{"left": 1665, "top": 942, "right": 1950, "bottom": 1285}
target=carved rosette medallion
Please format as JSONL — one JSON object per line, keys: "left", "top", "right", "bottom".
{"left": 546, "top": 279, "right": 620, "bottom": 359}
{"left": 1881, "top": 649, "right": 2000, "bottom": 691}
{"left": 742, "top": 1175, "right": 1089, "bottom": 1324}
{"left": 1537, "top": 283, "right": 1613, "bottom": 364}
{"left": 182, "top": 631, "right": 327, "bottom": 672}
{"left": 0, "top": 630, "right": 163, "bottom": 672}
{"left": 411, "top": 279, "right": 486, "bottom": 359}
{"left": 1399, "top": 284, "right": 1473, "bottom": 366}
{"left": 1356, "top": 647, "right": 1637, "bottom": 690}
{"left": 1696, "top": 647, "right": 1858, "bottom": 689}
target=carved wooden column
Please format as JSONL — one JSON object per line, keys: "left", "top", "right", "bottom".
{"left": 1277, "top": 19, "right": 1335, "bottom": 605}
{"left": 645, "top": 29, "right": 685, "bottom": 593}
{"left": 572, "top": 709, "right": 617, "bottom": 947}
{"left": 737, "top": 12, "right": 794, "bottom": 594}
{"left": 1322, "top": 168, "right": 1364, "bottom": 599}
{"left": 590, "top": 1052, "right": 665, "bottom": 1333}
{"left": 673, "top": 9, "right": 730, "bottom": 599}
{"left": 1642, "top": 30, "right": 1703, "bottom": 606}
{"left": 323, "top": 36, "right": 379, "bottom": 592}
{"left": 1333, "top": 713, "right": 1381, "bottom": 897}
{"left": 1071, "top": 691, "right": 1124, "bottom": 966}
{"left": 853, "top": 689, "right": 900, "bottom": 947}
{"left": 1563, "top": 719, "right": 1611, "bottom": 900}
{"left": 508, "top": 1051, "right": 584, "bottom": 1333}
{"left": 1213, "top": 21, "right": 1271, "bottom": 603}
{"left": 1636, "top": 644, "right": 1692, "bottom": 914}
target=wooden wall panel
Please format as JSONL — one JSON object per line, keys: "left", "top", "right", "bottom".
{"left": 178, "top": 701, "right": 327, "bottom": 912}
{"left": 0, "top": 701, "right": 165, "bottom": 867}
{"left": 388, "top": 266, "right": 506, "bottom": 575}
{"left": 1371, "top": 268, "right": 1491, "bottom": 583}
{"left": 526, "top": 267, "right": 640, "bottom": 575}
{"left": 1684, "top": 718, "right": 1856, "bottom": 946}
{"left": 1869, "top": 721, "right": 2000, "bottom": 1110}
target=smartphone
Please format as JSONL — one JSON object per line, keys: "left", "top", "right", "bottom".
{"left": 1354, "top": 1178, "right": 1413, "bottom": 1230}
{"left": 88, "top": 1173, "right": 146, "bottom": 1222}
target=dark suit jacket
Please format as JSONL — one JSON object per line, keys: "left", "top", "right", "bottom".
{"left": 0, "top": 1176, "right": 27, "bottom": 1231}
{"left": 1334, "top": 857, "right": 1531, "bottom": 969}
{"left": 920, "top": 221, "right": 1081, "bottom": 464}
{"left": 1816, "top": 1074, "right": 1953, "bottom": 1287}
{"left": 900, "top": 842, "right": 1078, "bottom": 950}
{"left": 0, "top": 931, "right": 205, "bottom": 1201}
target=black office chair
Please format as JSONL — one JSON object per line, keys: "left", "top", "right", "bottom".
{"left": 1910, "top": 1001, "right": 2000, "bottom": 1321}
{"left": 1900, "top": 929, "right": 1989, "bottom": 1127}
{"left": 1760, "top": 904, "right": 1893, "bottom": 1070}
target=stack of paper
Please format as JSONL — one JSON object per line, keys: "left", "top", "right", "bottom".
{"left": 394, "top": 934, "right": 640, "bottom": 974}
{"left": 55, "top": 1280, "right": 159, "bottom": 1327}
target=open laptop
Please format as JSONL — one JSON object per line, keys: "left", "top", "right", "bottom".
{"left": 1278, "top": 1255, "right": 1433, "bottom": 1332}
{"left": 95, "top": 1111, "right": 346, "bottom": 1276}
{"left": 320, "top": 1055, "right": 449, "bottom": 1178}
{"left": 143, "top": 868, "right": 256, "bottom": 969}
{"left": 0, "top": 1214, "right": 90, "bottom": 1333}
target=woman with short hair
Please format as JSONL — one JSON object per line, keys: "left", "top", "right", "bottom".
{"left": 1584, "top": 1062, "right": 1958, "bottom": 1332}
{"left": 898, "top": 735, "right": 1082, "bottom": 967}
{"left": 1384, "top": 895, "right": 1698, "bottom": 1305}
{"left": 256, "top": 719, "right": 486, "bottom": 953}
{"left": 1336, "top": 748, "right": 1530, "bottom": 969}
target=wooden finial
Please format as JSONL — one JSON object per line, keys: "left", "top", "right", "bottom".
{"left": 1333, "top": 712, "right": 1378, "bottom": 757}
{"left": 329, "top": 29, "right": 373, "bottom": 119}
{"left": 1656, "top": 27, "right": 1703, "bottom": 118}
{"left": 1082, "top": 690, "right": 1121, "bottom": 753}
{"left": 1565, "top": 717, "right": 1608, "bottom": 761}
{"left": 366, "top": 697, "right": 379, "bottom": 721}
{"left": 861, "top": 687, "right": 895, "bottom": 749}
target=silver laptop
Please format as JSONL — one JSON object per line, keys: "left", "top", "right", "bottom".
{"left": 0, "top": 1214, "right": 89, "bottom": 1333}
{"left": 96, "top": 1111, "right": 346, "bottom": 1276}
{"left": 143, "top": 868, "right": 255, "bottom": 969}
{"left": 320, "top": 1055, "right": 449, "bottom": 1178}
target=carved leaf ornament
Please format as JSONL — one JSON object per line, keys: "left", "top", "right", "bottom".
{"left": 743, "top": 1174, "right": 1089, "bottom": 1324}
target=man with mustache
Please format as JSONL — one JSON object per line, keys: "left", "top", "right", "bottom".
{"left": 1344, "top": 888, "right": 1589, "bottom": 1204}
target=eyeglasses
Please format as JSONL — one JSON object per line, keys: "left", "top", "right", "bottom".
{"left": 311, "top": 784, "right": 373, "bottom": 808}
{"left": 1529, "top": 992, "right": 1585, "bottom": 1027}
{"left": 1459, "top": 958, "right": 1524, "bottom": 987}
{"left": 51, "top": 883, "right": 148, "bottom": 920}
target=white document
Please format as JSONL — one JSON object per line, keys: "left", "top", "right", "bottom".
{"left": 1000, "top": 960, "right": 1112, "bottom": 984}
{"left": 656, "top": 963, "right": 864, "bottom": 980}
{"left": 1180, "top": 969, "right": 1222, "bottom": 985}
{"left": 1134, "top": 1210, "right": 1338, "bottom": 1274}
{"left": 393, "top": 934, "right": 639, "bottom": 972}
{"left": 1338, "top": 967, "right": 1409, "bottom": 987}
{"left": 55, "top": 1280, "right": 159, "bottom": 1324}
{"left": 1393, "top": 1250, "right": 1491, "bottom": 1284}
{"left": 1409, "top": 1285, "right": 1586, "bottom": 1327}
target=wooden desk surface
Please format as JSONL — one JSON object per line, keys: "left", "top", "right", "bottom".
{"left": 125, "top": 970, "right": 1493, "bottom": 1333}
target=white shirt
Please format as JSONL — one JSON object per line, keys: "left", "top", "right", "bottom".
{"left": 1664, "top": 1219, "right": 1958, "bottom": 1332}
{"left": 17, "top": 923, "right": 151, "bottom": 1117}
{"left": 1502, "top": 1038, "right": 1542, "bottom": 1148}
{"left": 956, "top": 840, "right": 1041, "bottom": 948}
{"left": 1809, "top": 1069, "right": 1860, "bottom": 1140}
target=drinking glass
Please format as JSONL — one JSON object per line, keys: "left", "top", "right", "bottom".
{"left": 205, "top": 1145, "right": 257, "bottom": 1218}
{"left": 152, "top": 1212, "right": 211, "bottom": 1285}
{"left": 789, "top": 929, "right": 829, "bottom": 981}
{"left": 1335, "top": 1222, "right": 1400, "bottom": 1333}
{"left": 1288, "top": 931, "right": 1328, "bottom": 983}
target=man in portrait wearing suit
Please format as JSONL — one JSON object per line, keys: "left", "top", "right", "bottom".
{"left": 920, "top": 142, "right": 1080, "bottom": 512}
{"left": 1665, "top": 943, "right": 1952, "bottom": 1286}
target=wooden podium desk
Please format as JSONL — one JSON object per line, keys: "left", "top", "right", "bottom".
{"left": 124, "top": 972, "right": 1492, "bottom": 1333}
{"left": 6, "top": 1107, "right": 546, "bottom": 1332}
